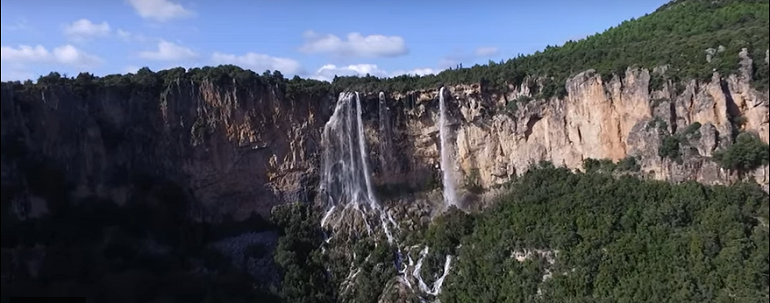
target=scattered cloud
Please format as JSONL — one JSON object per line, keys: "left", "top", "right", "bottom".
{"left": 63, "top": 19, "right": 111, "bottom": 40}
{"left": 299, "top": 30, "right": 408, "bottom": 58}
{"left": 138, "top": 40, "right": 198, "bottom": 61}
{"left": 394, "top": 67, "right": 439, "bottom": 77}
{"left": 53, "top": 45, "right": 104, "bottom": 66}
{"left": 309, "top": 64, "right": 438, "bottom": 82}
{"left": 211, "top": 52, "right": 303, "bottom": 75}
{"left": 117, "top": 29, "right": 151, "bottom": 43}
{"left": 1, "top": 44, "right": 103, "bottom": 67}
{"left": 126, "top": 0, "right": 195, "bottom": 22}
{"left": 474, "top": 46, "right": 499, "bottom": 57}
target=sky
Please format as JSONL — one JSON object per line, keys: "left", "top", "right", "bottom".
{"left": 1, "top": 0, "right": 669, "bottom": 82}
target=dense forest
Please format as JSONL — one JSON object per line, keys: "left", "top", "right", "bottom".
{"left": 267, "top": 162, "right": 769, "bottom": 302}
{"left": 4, "top": 0, "right": 768, "bottom": 101}
{"left": 437, "top": 163, "right": 769, "bottom": 302}
{"left": 2, "top": 0, "right": 769, "bottom": 302}
{"left": 2, "top": 159, "right": 767, "bottom": 302}
{"left": 0, "top": 155, "right": 284, "bottom": 302}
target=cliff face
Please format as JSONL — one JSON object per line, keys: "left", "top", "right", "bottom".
{"left": 1, "top": 80, "right": 332, "bottom": 220}
{"left": 2, "top": 51, "right": 768, "bottom": 221}
{"left": 368, "top": 49, "right": 769, "bottom": 197}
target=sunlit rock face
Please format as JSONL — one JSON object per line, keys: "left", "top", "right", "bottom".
{"left": 1, "top": 50, "right": 767, "bottom": 225}
{"left": 370, "top": 50, "right": 767, "bottom": 195}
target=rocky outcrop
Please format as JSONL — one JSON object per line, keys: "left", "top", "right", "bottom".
{"left": 2, "top": 50, "right": 767, "bottom": 222}
{"left": 368, "top": 48, "right": 769, "bottom": 194}
{"left": 1, "top": 79, "right": 332, "bottom": 220}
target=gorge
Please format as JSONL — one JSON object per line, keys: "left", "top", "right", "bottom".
{"left": 2, "top": 0, "right": 769, "bottom": 302}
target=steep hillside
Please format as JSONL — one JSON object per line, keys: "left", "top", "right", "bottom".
{"left": 1, "top": 0, "right": 769, "bottom": 302}
{"left": 331, "top": 0, "right": 769, "bottom": 95}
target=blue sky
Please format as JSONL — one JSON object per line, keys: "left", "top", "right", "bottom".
{"left": 1, "top": 0, "right": 669, "bottom": 82}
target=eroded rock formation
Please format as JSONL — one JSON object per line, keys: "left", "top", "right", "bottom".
{"left": 372, "top": 49, "right": 769, "bottom": 195}
{"left": 1, "top": 50, "right": 767, "bottom": 221}
{"left": 1, "top": 79, "right": 332, "bottom": 220}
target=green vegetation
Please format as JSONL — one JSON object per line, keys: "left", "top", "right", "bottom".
{"left": 3, "top": 1, "right": 768, "bottom": 302}
{"left": 9, "top": 66, "right": 332, "bottom": 103}
{"left": 0, "top": 152, "right": 281, "bottom": 302}
{"left": 270, "top": 163, "right": 768, "bottom": 302}
{"left": 505, "top": 95, "right": 535, "bottom": 115}
{"left": 270, "top": 203, "right": 408, "bottom": 303}
{"left": 270, "top": 203, "right": 335, "bottom": 303}
{"left": 658, "top": 122, "right": 703, "bottom": 162}
{"left": 375, "top": 173, "right": 440, "bottom": 200}
{"left": 713, "top": 132, "right": 770, "bottom": 172}
{"left": 582, "top": 156, "right": 642, "bottom": 173}
{"left": 326, "top": 0, "right": 770, "bottom": 95}
{"left": 438, "top": 163, "right": 769, "bottom": 302}
{"left": 5, "top": 1, "right": 767, "bottom": 102}
{"left": 464, "top": 168, "right": 484, "bottom": 194}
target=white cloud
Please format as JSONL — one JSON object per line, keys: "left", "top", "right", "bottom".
{"left": 63, "top": 19, "right": 111, "bottom": 40}
{"left": 1, "top": 44, "right": 102, "bottom": 67}
{"left": 117, "top": 29, "right": 151, "bottom": 43}
{"left": 211, "top": 52, "right": 302, "bottom": 75}
{"left": 299, "top": 30, "right": 408, "bottom": 58}
{"left": 475, "top": 46, "right": 499, "bottom": 57}
{"left": 126, "top": 0, "right": 195, "bottom": 22}
{"left": 138, "top": 40, "right": 198, "bottom": 61}
{"left": 393, "top": 67, "right": 439, "bottom": 77}
{"left": 52, "top": 45, "right": 104, "bottom": 66}
{"left": 309, "top": 64, "right": 439, "bottom": 82}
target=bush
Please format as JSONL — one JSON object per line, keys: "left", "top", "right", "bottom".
{"left": 713, "top": 132, "right": 770, "bottom": 171}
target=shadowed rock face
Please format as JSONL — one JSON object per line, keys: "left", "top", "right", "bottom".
{"left": 2, "top": 50, "right": 768, "bottom": 222}
{"left": 1, "top": 79, "right": 333, "bottom": 220}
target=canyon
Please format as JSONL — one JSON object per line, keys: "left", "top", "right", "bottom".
{"left": 2, "top": 50, "right": 767, "bottom": 223}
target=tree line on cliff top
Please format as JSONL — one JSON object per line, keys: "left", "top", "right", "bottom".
{"left": 6, "top": 0, "right": 769, "bottom": 101}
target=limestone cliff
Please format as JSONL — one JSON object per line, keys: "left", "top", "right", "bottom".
{"left": 1, "top": 50, "right": 768, "bottom": 222}
{"left": 370, "top": 49, "right": 769, "bottom": 196}
{"left": 1, "top": 79, "right": 332, "bottom": 220}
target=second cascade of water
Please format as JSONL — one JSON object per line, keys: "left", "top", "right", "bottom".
{"left": 438, "top": 87, "right": 458, "bottom": 207}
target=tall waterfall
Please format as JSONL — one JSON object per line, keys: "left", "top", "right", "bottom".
{"left": 438, "top": 87, "right": 458, "bottom": 207}
{"left": 319, "top": 92, "right": 452, "bottom": 299}
{"left": 319, "top": 92, "right": 395, "bottom": 243}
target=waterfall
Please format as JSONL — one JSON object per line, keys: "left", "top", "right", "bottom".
{"left": 411, "top": 246, "right": 453, "bottom": 296}
{"left": 320, "top": 92, "right": 394, "bottom": 243}
{"left": 319, "top": 92, "right": 452, "bottom": 299}
{"left": 438, "top": 87, "right": 458, "bottom": 207}
{"left": 355, "top": 92, "right": 377, "bottom": 205}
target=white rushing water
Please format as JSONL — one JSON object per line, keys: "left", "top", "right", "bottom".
{"left": 319, "top": 92, "right": 395, "bottom": 243}
{"left": 319, "top": 92, "right": 453, "bottom": 299}
{"left": 438, "top": 87, "right": 458, "bottom": 207}
{"left": 411, "top": 246, "right": 453, "bottom": 296}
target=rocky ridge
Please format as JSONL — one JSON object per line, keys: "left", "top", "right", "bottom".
{"left": 371, "top": 48, "right": 769, "bottom": 198}
{"left": 1, "top": 50, "right": 768, "bottom": 222}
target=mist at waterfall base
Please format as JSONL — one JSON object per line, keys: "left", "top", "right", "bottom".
{"left": 318, "top": 91, "right": 454, "bottom": 298}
